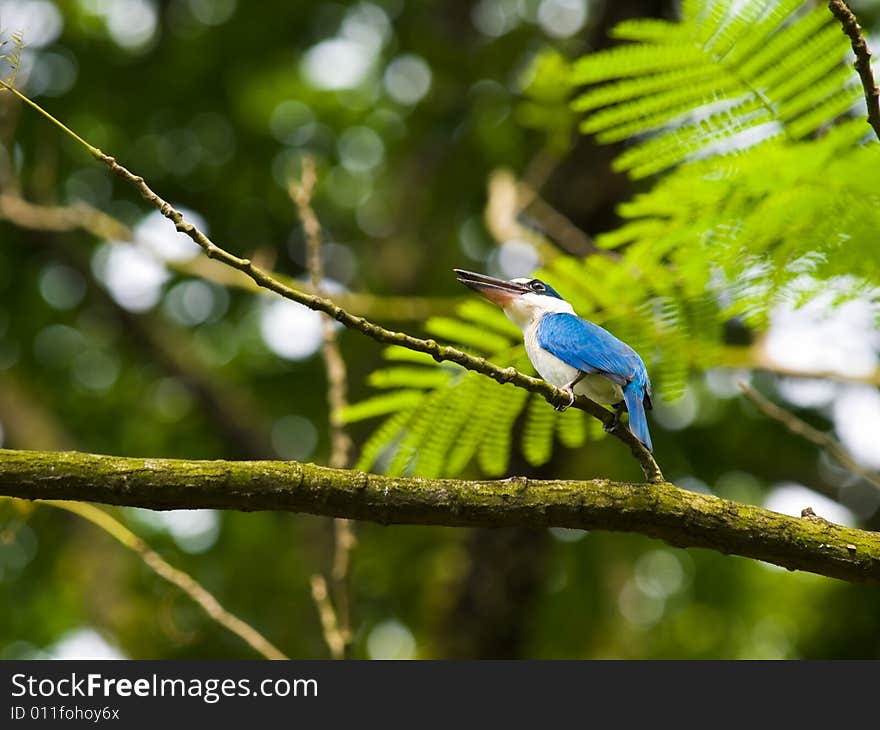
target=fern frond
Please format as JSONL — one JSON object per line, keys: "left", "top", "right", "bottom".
{"left": 367, "top": 367, "right": 452, "bottom": 389}
{"left": 414, "top": 375, "right": 482, "bottom": 477}
{"left": 0, "top": 30, "right": 24, "bottom": 89}
{"left": 386, "top": 390, "right": 447, "bottom": 477}
{"left": 478, "top": 383, "right": 529, "bottom": 476}
{"left": 445, "top": 375, "right": 502, "bottom": 475}
{"left": 341, "top": 390, "right": 425, "bottom": 423}
{"left": 424, "top": 317, "right": 511, "bottom": 353}
{"left": 570, "top": 0, "right": 859, "bottom": 176}
{"left": 572, "top": 67, "right": 724, "bottom": 114}
{"left": 355, "top": 409, "right": 416, "bottom": 472}
{"left": 521, "top": 394, "right": 558, "bottom": 467}
{"left": 454, "top": 299, "right": 521, "bottom": 336}
{"left": 556, "top": 406, "right": 587, "bottom": 449}
{"left": 381, "top": 346, "right": 445, "bottom": 364}
{"left": 571, "top": 44, "right": 708, "bottom": 84}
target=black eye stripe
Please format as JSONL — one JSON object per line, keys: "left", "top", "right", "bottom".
{"left": 530, "top": 280, "right": 546, "bottom": 292}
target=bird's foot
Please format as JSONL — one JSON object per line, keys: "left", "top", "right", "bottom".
{"left": 554, "top": 386, "right": 576, "bottom": 412}
{"left": 603, "top": 402, "right": 625, "bottom": 432}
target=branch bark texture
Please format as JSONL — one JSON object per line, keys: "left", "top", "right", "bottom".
{"left": 829, "top": 0, "right": 880, "bottom": 141}
{"left": 3, "top": 448, "right": 880, "bottom": 585}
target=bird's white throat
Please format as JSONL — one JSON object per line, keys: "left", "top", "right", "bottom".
{"left": 502, "top": 289, "right": 574, "bottom": 331}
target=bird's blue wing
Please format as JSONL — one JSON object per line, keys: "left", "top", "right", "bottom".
{"left": 536, "top": 312, "right": 644, "bottom": 386}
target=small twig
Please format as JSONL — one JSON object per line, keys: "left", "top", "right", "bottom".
{"left": 739, "top": 382, "right": 880, "bottom": 491}
{"left": 828, "top": 0, "right": 880, "bottom": 142}
{"left": 291, "top": 159, "right": 354, "bottom": 472}
{"left": 0, "top": 193, "right": 131, "bottom": 239}
{"left": 35, "top": 499, "right": 288, "bottom": 660}
{"left": 719, "top": 341, "right": 880, "bottom": 387}
{"left": 520, "top": 189, "right": 598, "bottom": 257}
{"left": 485, "top": 168, "right": 603, "bottom": 260}
{"left": 485, "top": 169, "right": 561, "bottom": 262}
{"left": 290, "top": 158, "right": 356, "bottom": 659}
{"left": 309, "top": 575, "right": 346, "bottom": 660}
{"left": 0, "top": 372, "right": 76, "bottom": 450}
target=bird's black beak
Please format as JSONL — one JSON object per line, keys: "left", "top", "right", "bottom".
{"left": 454, "top": 269, "right": 529, "bottom": 306}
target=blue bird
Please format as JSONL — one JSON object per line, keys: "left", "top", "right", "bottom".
{"left": 455, "top": 269, "right": 653, "bottom": 451}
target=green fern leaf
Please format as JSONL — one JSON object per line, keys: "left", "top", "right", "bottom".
{"left": 556, "top": 406, "right": 587, "bottom": 449}
{"left": 341, "top": 390, "right": 425, "bottom": 423}
{"left": 386, "top": 390, "right": 447, "bottom": 477}
{"left": 355, "top": 409, "right": 416, "bottom": 472}
{"left": 413, "top": 375, "right": 482, "bottom": 477}
{"left": 478, "top": 384, "right": 529, "bottom": 476}
{"left": 367, "top": 367, "right": 452, "bottom": 390}
{"left": 424, "top": 317, "right": 511, "bottom": 353}
{"left": 570, "top": 0, "right": 857, "bottom": 176}
{"left": 521, "top": 395, "right": 558, "bottom": 467}
{"left": 445, "top": 375, "right": 502, "bottom": 475}
{"left": 454, "top": 299, "right": 521, "bottom": 336}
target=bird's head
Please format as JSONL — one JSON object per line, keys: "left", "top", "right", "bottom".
{"left": 454, "top": 269, "right": 574, "bottom": 329}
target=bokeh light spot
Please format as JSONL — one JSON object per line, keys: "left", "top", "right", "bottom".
{"left": 0, "top": 0, "right": 63, "bottom": 48}
{"left": 384, "top": 54, "right": 432, "bottom": 105}
{"left": 135, "top": 208, "right": 205, "bottom": 262}
{"left": 338, "top": 126, "right": 385, "bottom": 172}
{"left": 271, "top": 415, "right": 318, "bottom": 461}
{"left": 270, "top": 100, "right": 315, "bottom": 146}
{"left": 39, "top": 264, "right": 86, "bottom": 311}
{"left": 764, "top": 482, "right": 855, "bottom": 526}
{"left": 93, "top": 242, "right": 170, "bottom": 312}
{"left": 152, "top": 377, "right": 195, "bottom": 422}
{"left": 302, "top": 38, "right": 374, "bottom": 91}
{"left": 46, "top": 628, "right": 125, "bottom": 660}
{"left": 163, "top": 279, "right": 227, "bottom": 327}
{"left": 71, "top": 348, "right": 120, "bottom": 392}
{"left": 187, "top": 0, "right": 236, "bottom": 26}
{"left": 537, "top": 0, "right": 588, "bottom": 38}
{"left": 259, "top": 299, "right": 324, "bottom": 361}
{"left": 366, "top": 619, "right": 416, "bottom": 659}
{"left": 105, "top": 0, "right": 158, "bottom": 51}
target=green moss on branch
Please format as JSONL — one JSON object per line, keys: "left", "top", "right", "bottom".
{"left": 2, "top": 448, "right": 879, "bottom": 585}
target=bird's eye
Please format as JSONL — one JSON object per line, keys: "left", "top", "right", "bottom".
{"left": 530, "top": 280, "right": 546, "bottom": 292}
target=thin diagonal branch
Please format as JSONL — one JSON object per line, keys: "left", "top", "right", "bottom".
{"left": 828, "top": 0, "right": 880, "bottom": 142}
{"left": 29, "top": 498, "right": 288, "bottom": 660}
{"left": 739, "top": 382, "right": 880, "bottom": 492}
{"left": 2, "top": 81, "right": 662, "bottom": 482}
{"left": 0, "top": 192, "right": 459, "bottom": 322}
{"left": 3, "top": 448, "right": 880, "bottom": 585}
{"left": 291, "top": 157, "right": 356, "bottom": 660}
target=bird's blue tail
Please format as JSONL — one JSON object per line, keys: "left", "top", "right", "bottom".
{"left": 623, "top": 385, "right": 652, "bottom": 452}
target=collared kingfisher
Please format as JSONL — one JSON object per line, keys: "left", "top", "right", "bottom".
{"left": 454, "top": 269, "right": 653, "bottom": 452}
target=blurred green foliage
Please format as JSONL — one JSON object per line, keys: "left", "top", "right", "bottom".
{"left": 1, "top": 0, "right": 880, "bottom": 659}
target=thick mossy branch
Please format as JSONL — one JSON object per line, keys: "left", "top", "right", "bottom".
{"left": 2, "top": 448, "right": 879, "bottom": 585}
